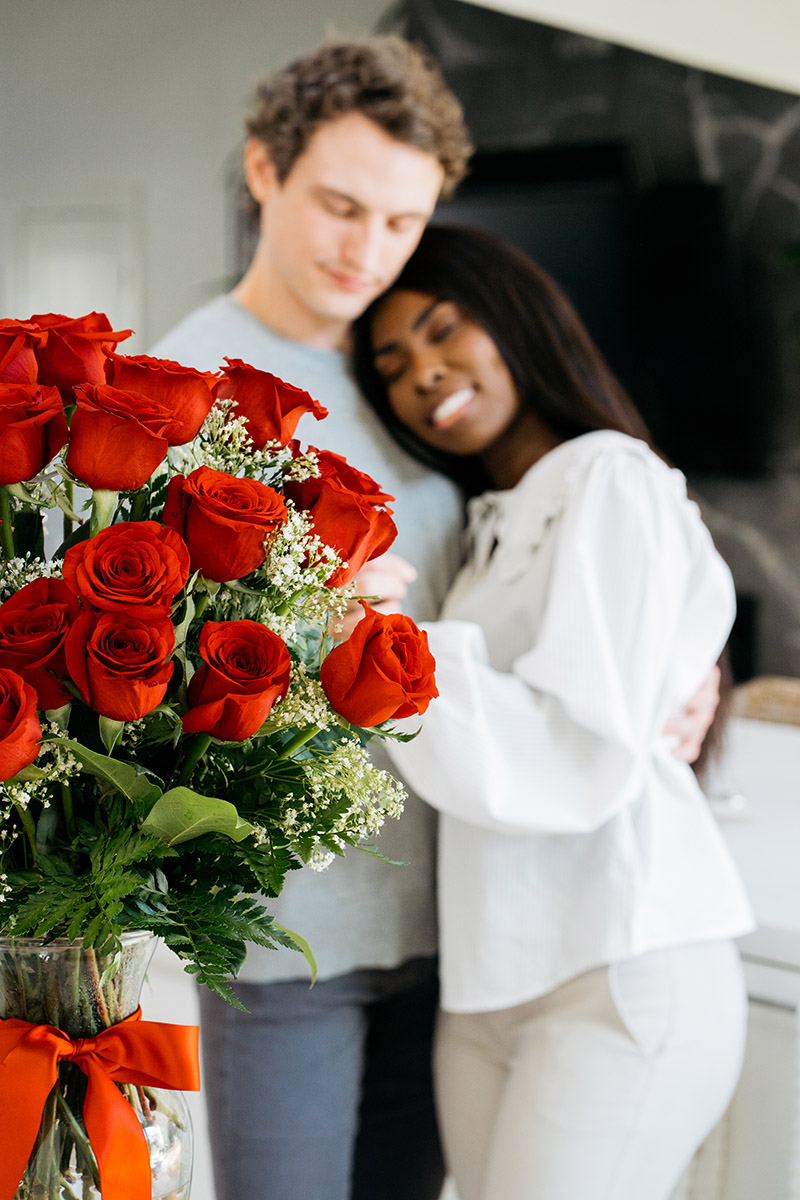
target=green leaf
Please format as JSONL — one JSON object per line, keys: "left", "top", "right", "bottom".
{"left": 99, "top": 716, "right": 125, "bottom": 753}
{"left": 44, "top": 703, "right": 71, "bottom": 731}
{"left": 172, "top": 594, "right": 195, "bottom": 648}
{"left": 54, "top": 738, "right": 162, "bottom": 807}
{"left": 4, "top": 481, "right": 41, "bottom": 506}
{"left": 272, "top": 922, "right": 318, "bottom": 984}
{"left": 8, "top": 764, "right": 49, "bottom": 782}
{"left": 142, "top": 787, "right": 256, "bottom": 845}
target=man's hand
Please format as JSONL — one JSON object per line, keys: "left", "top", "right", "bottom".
{"left": 664, "top": 664, "right": 722, "bottom": 763}
{"left": 332, "top": 553, "right": 418, "bottom": 641}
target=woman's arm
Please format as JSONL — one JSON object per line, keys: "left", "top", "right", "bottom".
{"left": 387, "top": 451, "right": 735, "bottom": 835}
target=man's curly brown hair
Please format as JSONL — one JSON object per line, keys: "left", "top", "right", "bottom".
{"left": 244, "top": 37, "right": 472, "bottom": 212}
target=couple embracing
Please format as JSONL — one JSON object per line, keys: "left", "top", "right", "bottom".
{"left": 153, "top": 36, "right": 752, "bottom": 1200}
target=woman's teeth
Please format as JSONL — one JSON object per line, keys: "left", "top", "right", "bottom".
{"left": 432, "top": 388, "right": 474, "bottom": 427}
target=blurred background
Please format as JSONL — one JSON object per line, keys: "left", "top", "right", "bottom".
{"left": 5, "top": 0, "right": 799, "bottom": 683}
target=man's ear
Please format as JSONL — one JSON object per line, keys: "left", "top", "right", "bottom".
{"left": 243, "top": 138, "right": 278, "bottom": 207}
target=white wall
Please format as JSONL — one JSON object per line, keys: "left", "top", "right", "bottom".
{"left": 1, "top": 0, "right": 390, "bottom": 348}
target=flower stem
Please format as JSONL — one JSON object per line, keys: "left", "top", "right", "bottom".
{"left": 62, "top": 480, "right": 74, "bottom": 543}
{"left": 61, "top": 781, "right": 77, "bottom": 840}
{"left": 278, "top": 725, "right": 319, "bottom": 760}
{"left": 56, "top": 1091, "right": 101, "bottom": 1191}
{"left": 130, "top": 488, "right": 149, "bottom": 523}
{"left": 0, "top": 487, "right": 15, "bottom": 559}
{"left": 89, "top": 488, "right": 118, "bottom": 535}
{"left": 178, "top": 733, "right": 212, "bottom": 786}
{"left": 13, "top": 797, "right": 38, "bottom": 864}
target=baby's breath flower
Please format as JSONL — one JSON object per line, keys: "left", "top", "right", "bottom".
{"left": 271, "top": 667, "right": 334, "bottom": 733}
{"left": 0, "top": 555, "right": 62, "bottom": 601}
{"left": 188, "top": 399, "right": 292, "bottom": 477}
{"left": 307, "top": 844, "right": 336, "bottom": 872}
{"left": 276, "top": 738, "right": 406, "bottom": 863}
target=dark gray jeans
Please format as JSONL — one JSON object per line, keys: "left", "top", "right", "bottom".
{"left": 198, "top": 956, "right": 444, "bottom": 1200}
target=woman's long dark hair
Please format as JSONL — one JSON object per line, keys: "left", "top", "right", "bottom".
{"left": 352, "top": 222, "right": 729, "bottom": 777}
{"left": 352, "top": 222, "right": 655, "bottom": 496}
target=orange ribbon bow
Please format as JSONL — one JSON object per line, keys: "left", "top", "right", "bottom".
{"left": 0, "top": 1008, "right": 200, "bottom": 1200}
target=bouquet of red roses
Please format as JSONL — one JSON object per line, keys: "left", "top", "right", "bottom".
{"left": 0, "top": 312, "right": 438, "bottom": 998}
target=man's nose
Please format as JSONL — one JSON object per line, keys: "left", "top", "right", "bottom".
{"left": 341, "top": 218, "right": 385, "bottom": 275}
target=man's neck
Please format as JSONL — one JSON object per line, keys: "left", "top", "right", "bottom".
{"left": 231, "top": 258, "right": 351, "bottom": 354}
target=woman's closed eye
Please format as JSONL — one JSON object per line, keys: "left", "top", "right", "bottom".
{"left": 373, "top": 352, "right": 407, "bottom": 385}
{"left": 426, "top": 303, "right": 462, "bottom": 343}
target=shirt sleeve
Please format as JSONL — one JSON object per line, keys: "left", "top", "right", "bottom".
{"left": 387, "top": 450, "right": 736, "bottom": 836}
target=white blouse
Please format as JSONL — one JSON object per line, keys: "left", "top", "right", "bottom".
{"left": 389, "top": 431, "right": 754, "bottom": 1013}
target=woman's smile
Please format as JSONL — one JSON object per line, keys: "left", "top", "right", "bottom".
{"left": 429, "top": 386, "right": 476, "bottom": 428}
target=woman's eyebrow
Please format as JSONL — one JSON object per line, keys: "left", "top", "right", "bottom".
{"left": 372, "top": 299, "right": 442, "bottom": 357}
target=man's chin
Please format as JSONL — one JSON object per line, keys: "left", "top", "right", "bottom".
{"left": 316, "top": 287, "right": 382, "bottom": 323}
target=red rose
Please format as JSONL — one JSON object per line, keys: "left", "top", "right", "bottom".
{"left": 0, "top": 320, "right": 47, "bottom": 384}
{"left": 312, "top": 450, "right": 394, "bottom": 509}
{"left": 105, "top": 353, "right": 220, "bottom": 446}
{"left": 320, "top": 602, "right": 438, "bottom": 727}
{"left": 284, "top": 449, "right": 396, "bottom": 586}
{"left": 63, "top": 521, "right": 190, "bottom": 614}
{"left": 183, "top": 619, "right": 291, "bottom": 741}
{"left": 0, "top": 382, "right": 68, "bottom": 485}
{"left": 217, "top": 359, "right": 327, "bottom": 449}
{"left": 64, "top": 609, "right": 175, "bottom": 721}
{"left": 66, "top": 384, "right": 171, "bottom": 491}
{"left": 0, "top": 579, "right": 81, "bottom": 710}
{"left": 32, "top": 311, "right": 132, "bottom": 400}
{"left": 0, "top": 668, "right": 41, "bottom": 781}
{"left": 163, "top": 466, "right": 288, "bottom": 582}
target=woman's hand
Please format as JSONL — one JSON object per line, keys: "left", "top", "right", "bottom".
{"left": 333, "top": 553, "right": 418, "bottom": 641}
{"left": 664, "top": 664, "right": 721, "bottom": 763}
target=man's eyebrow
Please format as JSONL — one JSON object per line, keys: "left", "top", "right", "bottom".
{"left": 373, "top": 300, "right": 442, "bottom": 357}
{"left": 314, "top": 184, "right": 432, "bottom": 223}
{"left": 314, "top": 185, "right": 363, "bottom": 210}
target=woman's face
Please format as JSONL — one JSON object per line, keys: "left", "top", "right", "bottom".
{"left": 369, "top": 289, "right": 523, "bottom": 458}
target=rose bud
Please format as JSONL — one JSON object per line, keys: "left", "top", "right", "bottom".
{"left": 321, "top": 602, "right": 438, "bottom": 727}
{"left": 66, "top": 384, "right": 171, "bottom": 491}
{"left": 0, "top": 667, "right": 41, "bottom": 781}
{"left": 217, "top": 359, "right": 327, "bottom": 449}
{"left": 64, "top": 608, "right": 176, "bottom": 721}
{"left": 284, "top": 449, "right": 396, "bottom": 587}
{"left": 63, "top": 521, "right": 190, "bottom": 614}
{"left": 0, "top": 578, "right": 81, "bottom": 710}
{"left": 31, "top": 311, "right": 132, "bottom": 400}
{"left": 163, "top": 466, "right": 288, "bottom": 583}
{"left": 105, "top": 353, "right": 220, "bottom": 446}
{"left": 182, "top": 619, "right": 291, "bottom": 741}
{"left": 0, "top": 382, "right": 68, "bottom": 485}
{"left": 0, "top": 319, "right": 48, "bottom": 384}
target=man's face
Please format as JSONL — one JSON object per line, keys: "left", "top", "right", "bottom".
{"left": 246, "top": 112, "right": 445, "bottom": 341}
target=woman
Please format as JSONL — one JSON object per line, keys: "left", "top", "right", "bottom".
{"left": 351, "top": 225, "right": 754, "bottom": 1200}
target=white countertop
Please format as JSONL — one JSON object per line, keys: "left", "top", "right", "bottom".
{"left": 706, "top": 717, "right": 800, "bottom": 970}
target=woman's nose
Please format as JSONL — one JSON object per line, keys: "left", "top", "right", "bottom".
{"left": 412, "top": 355, "right": 445, "bottom": 393}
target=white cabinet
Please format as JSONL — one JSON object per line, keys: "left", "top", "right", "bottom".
{"left": 672, "top": 717, "right": 800, "bottom": 1200}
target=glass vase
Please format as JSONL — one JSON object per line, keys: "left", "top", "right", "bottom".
{"left": 0, "top": 932, "right": 193, "bottom": 1200}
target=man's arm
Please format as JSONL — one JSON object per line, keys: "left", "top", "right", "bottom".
{"left": 663, "top": 664, "right": 722, "bottom": 764}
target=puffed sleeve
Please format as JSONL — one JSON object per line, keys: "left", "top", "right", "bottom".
{"left": 387, "top": 449, "right": 735, "bottom": 835}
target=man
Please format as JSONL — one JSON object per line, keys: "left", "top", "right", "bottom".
{"left": 151, "top": 37, "right": 471, "bottom": 1200}
{"left": 152, "top": 36, "right": 719, "bottom": 1200}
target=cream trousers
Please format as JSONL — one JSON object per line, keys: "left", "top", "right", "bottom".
{"left": 435, "top": 940, "right": 747, "bottom": 1200}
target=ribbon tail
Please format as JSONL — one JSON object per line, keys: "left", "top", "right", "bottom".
{"left": 82, "top": 1061, "right": 151, "bottom": 1200}
{"left": 0, "top": 1033, "right": 61, "bottom": 1200}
